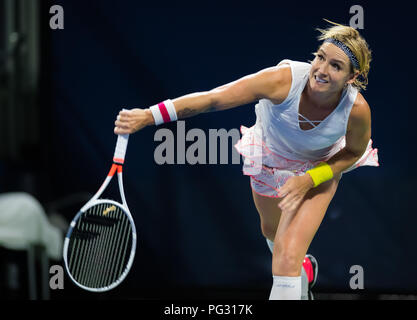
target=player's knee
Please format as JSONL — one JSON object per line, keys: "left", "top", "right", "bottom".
{"left": 271, "top": 241, "right": 302, "bottom": 276}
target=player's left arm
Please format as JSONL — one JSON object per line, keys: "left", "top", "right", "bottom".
{"left": 326, "top": 93, "right": 372, "bottom": 176}
{"left": 277, "top": 94, "right": 372, "bottom": 212}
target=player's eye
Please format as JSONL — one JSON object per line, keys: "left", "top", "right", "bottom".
{"left": 332, "top": 63, "right": 341, "bottom": 71}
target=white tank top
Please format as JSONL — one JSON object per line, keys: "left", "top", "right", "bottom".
{"left": 255, "top": 59, "right": 358, "bottom": 161}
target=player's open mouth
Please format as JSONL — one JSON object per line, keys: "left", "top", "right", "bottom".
{"left": 314, "top": 75, "right": 328, "bottom": 84}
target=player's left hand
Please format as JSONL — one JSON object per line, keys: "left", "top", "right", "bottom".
{"left": 277, "top": 174, "right": 314, "bottom": 214}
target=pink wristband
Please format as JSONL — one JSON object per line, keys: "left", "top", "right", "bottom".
{"left": 149, "top": 99, "right": 178, "bottom": 125}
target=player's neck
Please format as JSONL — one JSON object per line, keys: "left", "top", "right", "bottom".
{"left": 304, "top": 83, "right": 343, "bottom": 111}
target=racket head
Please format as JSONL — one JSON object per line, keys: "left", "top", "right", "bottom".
{"left": 63, "top": 199, "right": 137, "bottom": 292}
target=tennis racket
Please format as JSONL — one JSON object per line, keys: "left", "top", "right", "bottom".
{"left": 63, "top": 133, "right": 137, "bottom": 292}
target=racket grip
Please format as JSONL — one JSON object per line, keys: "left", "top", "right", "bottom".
{"left": 113, "top": 134, "right": 129, "bottom": 164}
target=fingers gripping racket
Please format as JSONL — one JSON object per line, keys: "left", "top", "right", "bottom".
{"left": 63, "top": 134, "right": 137, "bottom": 292}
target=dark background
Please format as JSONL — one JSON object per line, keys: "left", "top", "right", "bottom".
{"left": 0, "top": 0, "right": 416, "bottom": 299}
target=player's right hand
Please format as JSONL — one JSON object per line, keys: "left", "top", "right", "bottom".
{"left": 114, "top": 108, "right": 154, "bottom": 134}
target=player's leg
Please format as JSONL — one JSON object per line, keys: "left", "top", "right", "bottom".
{"left": 251, "top": 189, "right": 283, "bottom": 242}
{"left": 269, "top": 175, "right": 341, "bottom": 299}
{"left": 251, "top": 189, "right": 311, "bottom": 300}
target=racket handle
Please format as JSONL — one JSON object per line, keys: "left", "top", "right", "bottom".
{"left": 113, "top": 134, "right": 129, "bottom": 164}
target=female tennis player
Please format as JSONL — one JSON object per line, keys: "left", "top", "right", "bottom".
{"left": 114, "top": 21, "right": 379, "bottom": 300}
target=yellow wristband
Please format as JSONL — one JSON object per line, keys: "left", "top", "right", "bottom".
{"left": 306, "top": 162, "right": 334, "bottom": 187}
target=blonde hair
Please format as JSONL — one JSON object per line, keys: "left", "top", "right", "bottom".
{"left": 315, "top": 19, "right": 372, "bottom": 91}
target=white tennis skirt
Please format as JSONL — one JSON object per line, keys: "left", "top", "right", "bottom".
{"left": 234, "top": 124, "right": 379, "bottom": 198}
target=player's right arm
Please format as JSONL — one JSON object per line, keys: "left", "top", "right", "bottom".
{"left": 114, "top": 65, "right": 291, "bottom": 134}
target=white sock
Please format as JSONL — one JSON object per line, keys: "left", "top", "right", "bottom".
{"left": 269, "top": 275, "right": 301, "bottom": 300}
{"left": 300, "top": 267, "right": 309, "bottom": 300}
{"left": 265, "top": 238, "right": 308, "bottom": 300}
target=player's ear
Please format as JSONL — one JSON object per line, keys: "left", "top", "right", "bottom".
{"left": 346, "top": 71, "right": 359, "bottom": 85}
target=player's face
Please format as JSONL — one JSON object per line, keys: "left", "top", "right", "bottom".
{"left": 309, "top": 42, "right": 356, "bottom": 94}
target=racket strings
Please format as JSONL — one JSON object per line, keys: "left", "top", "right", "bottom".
{"left": 67, "top": 203, "right": 132, "bottom": 289}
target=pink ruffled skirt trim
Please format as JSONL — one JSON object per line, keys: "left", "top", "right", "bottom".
{"left": 234, "top": 125, "right": 379, "bottom": 198}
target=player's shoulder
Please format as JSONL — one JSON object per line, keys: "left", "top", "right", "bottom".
{"left": 352, "top": 92, "right": 370, "bottom": 116}
{"left": 259, "top": 61, "right": 292, "bottom": 83}
{"left": 258, "top": 62, "right": 292, "bottom": 104}
{"left": 348, "top": 92, "right": 371, "bottom": 129}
